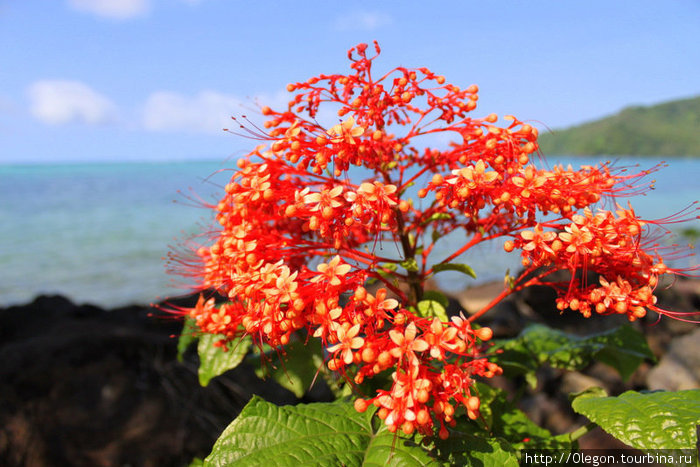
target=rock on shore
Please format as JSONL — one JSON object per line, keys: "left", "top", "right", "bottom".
{"left": 1, "top": 278, "right": 698, "bottom": 465}
{"left": 0, "top": 294, "right": 306, "bottom": 467}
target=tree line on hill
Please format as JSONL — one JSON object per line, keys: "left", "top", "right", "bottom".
{"left": 537, "top": 95, "right": 700, "bottom": 157}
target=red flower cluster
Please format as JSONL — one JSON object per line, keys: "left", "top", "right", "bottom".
{"left": 504, "top": 203, "right": 694, "bottom": 321}
{"left": 173, "top": 42, "right": 696, "bottom": 437}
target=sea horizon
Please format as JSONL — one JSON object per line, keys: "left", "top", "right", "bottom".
{"left": 4, "top": 152, "right": 700, "bottom": 167}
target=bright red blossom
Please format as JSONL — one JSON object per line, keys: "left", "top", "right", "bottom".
{"left": 169, "top": 42, "right": 697, "bottom": 438}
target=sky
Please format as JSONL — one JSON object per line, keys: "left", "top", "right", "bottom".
{"left": 1, "top": 0, "right": 698, "bottom": 164}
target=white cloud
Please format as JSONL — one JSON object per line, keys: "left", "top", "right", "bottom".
{"left": 67, "top": 0, "right": 150, "bottom": 19}
{"left": 334, "top": 11, "right": 393, "bottom": 31}
{"left": 27, "top": 80, "right": 118, "bottom": 125}
{"left": 142, "top": 90, "right": 251, "bottom": 134}
{"left": 66, "top": 0, "right": 206, "bottom": 19}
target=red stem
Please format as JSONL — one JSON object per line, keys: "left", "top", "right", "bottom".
{"left": 467, "top": 266, "right": 555, "bottom": 323}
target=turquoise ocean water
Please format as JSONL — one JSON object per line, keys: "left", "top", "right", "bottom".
{"left": 2, "top": 157, "right": 699, "bottom": 307}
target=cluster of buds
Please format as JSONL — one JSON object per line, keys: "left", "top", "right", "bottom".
{"left": 172, "top": 42, "right": 696, "bottom": 438}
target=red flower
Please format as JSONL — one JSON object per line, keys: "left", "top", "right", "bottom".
{"left": 168, "top": 41, "right": 697, "bottom": 439}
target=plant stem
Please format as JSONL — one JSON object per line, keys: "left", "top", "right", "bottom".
{"left": 384, "top": 169, "right": 423, "bottom": 305}
{"left": 396, "top": 211, "right": 423, "bottom": 304}
{"left": 554, "top": 422, "right": 597, "bottom": 444}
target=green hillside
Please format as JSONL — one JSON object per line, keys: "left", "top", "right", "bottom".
{"left": 537, "top": 95, "right": 700, "bottom": 156}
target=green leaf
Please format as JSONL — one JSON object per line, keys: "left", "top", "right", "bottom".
{"left": 469, "top": 382, "right": 572, "bottom": 451}
{"left": 418, "top": 382, "right": 571, "bottom": 463}
{"left": 431, "top": 263, "right": 477, "bottom": 279}
{"left": 572, "top": 389, "right": 700, "bottom": 450}
{"left": 422, "top": 212, "right": 453, "bottom": 226}
{"left": 504, "top": 269, "right": 516, "bottom": 290}
{"left": 376, "top": 262, "right": 398, "bottom": 279}
{"left": 416, "top": 384, "right": 541, "bottom": 465}
{"left": 254, "top": 337, "right": 324, "bottom": 398}
{"left": 400, "top": 257, "right": 419, "bottom": 272}
{"left": 408, "top": 232, "right": 416, "bottom": 248}
{"left": 177, "top": 316, "right": 199, "bottom": 363}
{"left": 589, "top": 326, "right": 656, "bottom": 380}
{"left": 197, "top": 334, "right": 252, "bottom": 387}
{"left": 204, "top": 394, "right": 550, "bottom": 466}
{"left": 427, "top": 432, "right": 519, "bottom": 467}
{"left": 489, "top": 324, "right": 654, "bottom": 386}
{"left": 570, "top": 386, "right": 608, "bottom": 401}
{"left": 416, "top": 299, "right": 448, "bottom": 321}
{"left": 422, "top": 290, "right": 450, "bottom": 310}
{"left": 249, "top": 339, "right": 353, "bottom": 399}
{"left": 204, "top": 396, "right": 440, "bottom": 466}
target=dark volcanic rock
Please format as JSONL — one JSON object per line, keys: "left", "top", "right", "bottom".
{"left": 1, "top": 276, "right": 697, "bottom": 465}
{"left": 0, "top": 294, "right": 300, "bottom": 467}
{"left": 646, "top": 327, "right": 700, "bottom": 391}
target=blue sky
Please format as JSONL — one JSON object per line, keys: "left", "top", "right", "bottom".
{"left": 1, "top": 0, "right": 698, "bottom": 164}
